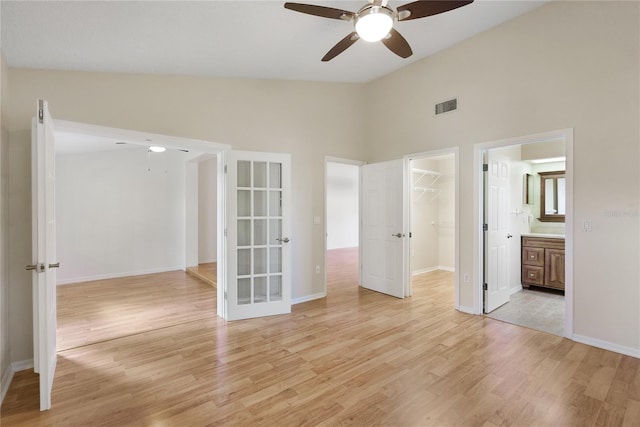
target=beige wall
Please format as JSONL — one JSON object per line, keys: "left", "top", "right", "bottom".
{"left": 6, "top": 71, "right": 366, "bottom": 361}
{"left": 365, "top": 1, "right": 639, "bottom": 351}
{"left": 3, "top": 0, "right": 639, "bottom": 366}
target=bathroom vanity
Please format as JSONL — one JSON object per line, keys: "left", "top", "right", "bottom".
{"left": 521, "top": 234, "right": 565, "bottom": 292}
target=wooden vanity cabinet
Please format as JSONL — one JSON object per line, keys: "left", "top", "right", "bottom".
{"left": 521, "top": 236, "right": 565, "bottom": 291}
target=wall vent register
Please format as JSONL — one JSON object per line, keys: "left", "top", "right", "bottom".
{"left": 435, "top": 98, "right": 457, "bottom": 115}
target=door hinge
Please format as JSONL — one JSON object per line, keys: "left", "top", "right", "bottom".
{"left": 483, "top": 224, "right": 488, "bottom": 231}
{"left": 483, "top": 283, "right": 488, "bottom": 290}
{"left": 224, "top": 165, "right": 227, "bottom": 174}
{"left": 38, "top": 100, "right": 44, "bottom": 124}
{"left": 224, "top": 228, "right": 227, "bottom": 237}
{"left": 482, "top": 164, "right": 488, "bottom": 172}
{"left": 25, "top": 263, "right": 45, "bottom": 273}
{"left": 409, "top": 232, "right": 412, "bottom": 238}
{"left": 224, "top": 291, "right": 227, "bottom": 300}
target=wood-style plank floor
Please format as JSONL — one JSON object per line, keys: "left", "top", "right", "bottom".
{"left": 2, "top": 250, "right": 640, "bottom": 426}
{"left": 56, "top": 270, "right": 216, "bottom": 351}
{"left": 186, "top": 262, "right": 217, "bottom": 288}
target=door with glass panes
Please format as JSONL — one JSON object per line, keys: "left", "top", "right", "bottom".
{"left": 226, "top": 151, "right": 291, "bottom": 320}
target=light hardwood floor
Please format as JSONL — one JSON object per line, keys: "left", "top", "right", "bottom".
{"left": 2, "top": 252, "right": 640, "bottom": 426}
{"left": 56, "top": 270, "right": 216, "bottom": 351}
{"left": 186, "top": 262, "right": 217, "bottom": 288}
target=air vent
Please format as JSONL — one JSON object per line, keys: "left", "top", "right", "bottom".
{"left": 435, "top": 98, "right": 457, "bottom": 115}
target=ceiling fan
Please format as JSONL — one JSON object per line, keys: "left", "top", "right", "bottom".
{"left": 284, "top": 0, "right": 474, "bottom": 61}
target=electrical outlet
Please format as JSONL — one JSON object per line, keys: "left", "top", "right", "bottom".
{"left": 315, "top": 265, "right": 320, "bottom": 274}
{"left": 463, "top": 273, "right": 469, "bottom": 283}
{"left": 583, "top": 219, "right": 592, "bottom": 232}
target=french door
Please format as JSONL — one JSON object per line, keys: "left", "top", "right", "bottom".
{"left": 225, "top": 151, "right": 292, "bottom": 320}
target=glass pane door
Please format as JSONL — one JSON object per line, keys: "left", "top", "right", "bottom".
{"left": 226, "top": 151, "right": 291, "bottom": 320}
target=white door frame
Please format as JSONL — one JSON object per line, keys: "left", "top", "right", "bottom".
{"left": 404, "top": 148, "right": 460, "bottom": 308}
{"left": 473, "top": 128, "right": 574, "bottom": 338}
{"left": 53, "top": 120, "right": 230, "bottom": 318}
{"left": 323, "top": 156, "right": 365, "bottom": 297}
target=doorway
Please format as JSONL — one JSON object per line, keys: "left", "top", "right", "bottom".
{"left": 476, "top": 129, "right": 573, "bottom": 338}
{"left": 407, "top": 151, "right": 458, "bottom": 306}
{"left": 185, "top": 155, "right": 218, "bottom": 288}
{"left": 53, "top": 122, "right": 228, "bottom": 350}
{"left": 324, "top": 158, "right": 362, "bottom": 294}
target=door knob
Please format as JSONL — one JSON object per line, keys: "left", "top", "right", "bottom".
{"left": 392, "top": 233, "right": 405, "bottom": 238}
{"left": 276, "top": 237, "right": 290, "bottom": 243}
{"left": 49, "top": 262, "right": 60, "bottom": 269}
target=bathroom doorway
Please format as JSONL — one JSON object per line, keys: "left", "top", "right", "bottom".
{"left": 480, "top": 132, "right": 572, "bottom": 337}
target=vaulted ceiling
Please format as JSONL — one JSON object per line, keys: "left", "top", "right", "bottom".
{"left": 2, "top": 0, "right": 547, "bottom": 83}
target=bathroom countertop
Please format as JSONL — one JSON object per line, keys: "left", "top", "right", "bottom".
{"left": 521, "top": 233, "right": 565, "bottom": 239}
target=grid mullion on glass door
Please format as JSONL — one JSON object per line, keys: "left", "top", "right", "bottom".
{"left": 249, "top": 161, "right": 256, "bottom": 304}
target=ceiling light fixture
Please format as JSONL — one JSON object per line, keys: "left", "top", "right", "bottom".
{"left": 529, "top": 156, "right": 565, "bottom": 164}
{"left": 149, "top": 146, "right": 166, "bottom": 153}
{"left": 355, "top": 6, "right": 393, "bottom": 42}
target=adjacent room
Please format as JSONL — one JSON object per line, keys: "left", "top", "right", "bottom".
{"left": 484, "top": 140, "right": 567, "bottom": 337}
{"left": 54, "top": 131, "right": 219, "bottom": 350}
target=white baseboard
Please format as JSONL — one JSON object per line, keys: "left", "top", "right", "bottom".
{"left": 56, "top": 266, "right": 184, "bottom": 285}
{"left": 572, "top": 334, "right": 640, "bottom": 359}
{"left": 510, "top": 285, "right": 523, "bottom": 295}
{"left": 412, "top": 266, "right": 455, "bottom": 276}
{"left": 2, "top": 359, "right": 34, "bottom": 405}
{"left": 11, "top": 359, "right": 34, "bottom": 372}
{"left": 456, "top": 305, "right": 476, "bottom": 315}
{"left": 292, "top": 292, "right": 326, "bottom": 305}
{"left": 1, "top": 365, "right": 14, "bottom": 405}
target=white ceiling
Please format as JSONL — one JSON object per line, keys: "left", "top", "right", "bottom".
{"left": 54, "top": 132, "right": 143, "bottom": 154}
{"left": 2, "top": 0, "right": 547, "bottom": 84}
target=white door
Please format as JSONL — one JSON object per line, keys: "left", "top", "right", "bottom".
{"left": 29, "top": 100, "right": 58, "bottom": 411}
{"left": 225, "top": 151, "right": 291, "bottom": 320}
{"left": 485, "top": 151, "right": 510, "bottom": 312}
{"left": 361, "top": 160, "right": 406, "bottom": 298}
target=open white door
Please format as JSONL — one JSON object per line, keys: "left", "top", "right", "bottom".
{"left": 225, "top": 151, "right": 291, "bottom": 320}
{"left": 361, "top": 159, "right": 406, "bottom": 298}
{"left": 29, "top": 100, "right": 58, "bottom": 410}
{"left": 484, "top": 151, "right": 510, "bottom": 312}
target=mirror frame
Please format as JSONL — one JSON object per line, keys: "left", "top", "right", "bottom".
{"left": 539, "top": 170, "right": 565, "bottom": 222}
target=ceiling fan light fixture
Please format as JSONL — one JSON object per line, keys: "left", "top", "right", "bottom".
{"left": 355, "top": 6, "right": 393, "bottom": 42}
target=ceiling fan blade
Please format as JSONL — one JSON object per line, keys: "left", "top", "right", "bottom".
{"left": 284, "top": 3, "right": 355, "bottom": 20}
{"left": 381, "top": 28, "right": 413, "bottom": 58}
{"left": 322, "top": 32, "right": 359, "bottom": 62}
{"left": 397, "top": 0, "right": 473, "bottom": 21}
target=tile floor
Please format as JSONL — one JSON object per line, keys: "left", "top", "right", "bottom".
{"left": 486, "top": 288, "right": 565, "bottom": 336}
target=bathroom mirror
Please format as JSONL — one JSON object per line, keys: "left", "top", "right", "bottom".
{"left": 539, "top": 170, "right": 565, "bottom": 222}
{"left": 523, "top": 173, "right": 534, "bottom": 205}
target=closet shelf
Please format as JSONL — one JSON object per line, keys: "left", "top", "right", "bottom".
{"left": 412, "top": 168, "right": 441, "bottom": 202}
{"left": 412, "top": 187, "right": 441, "bottom": 202}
